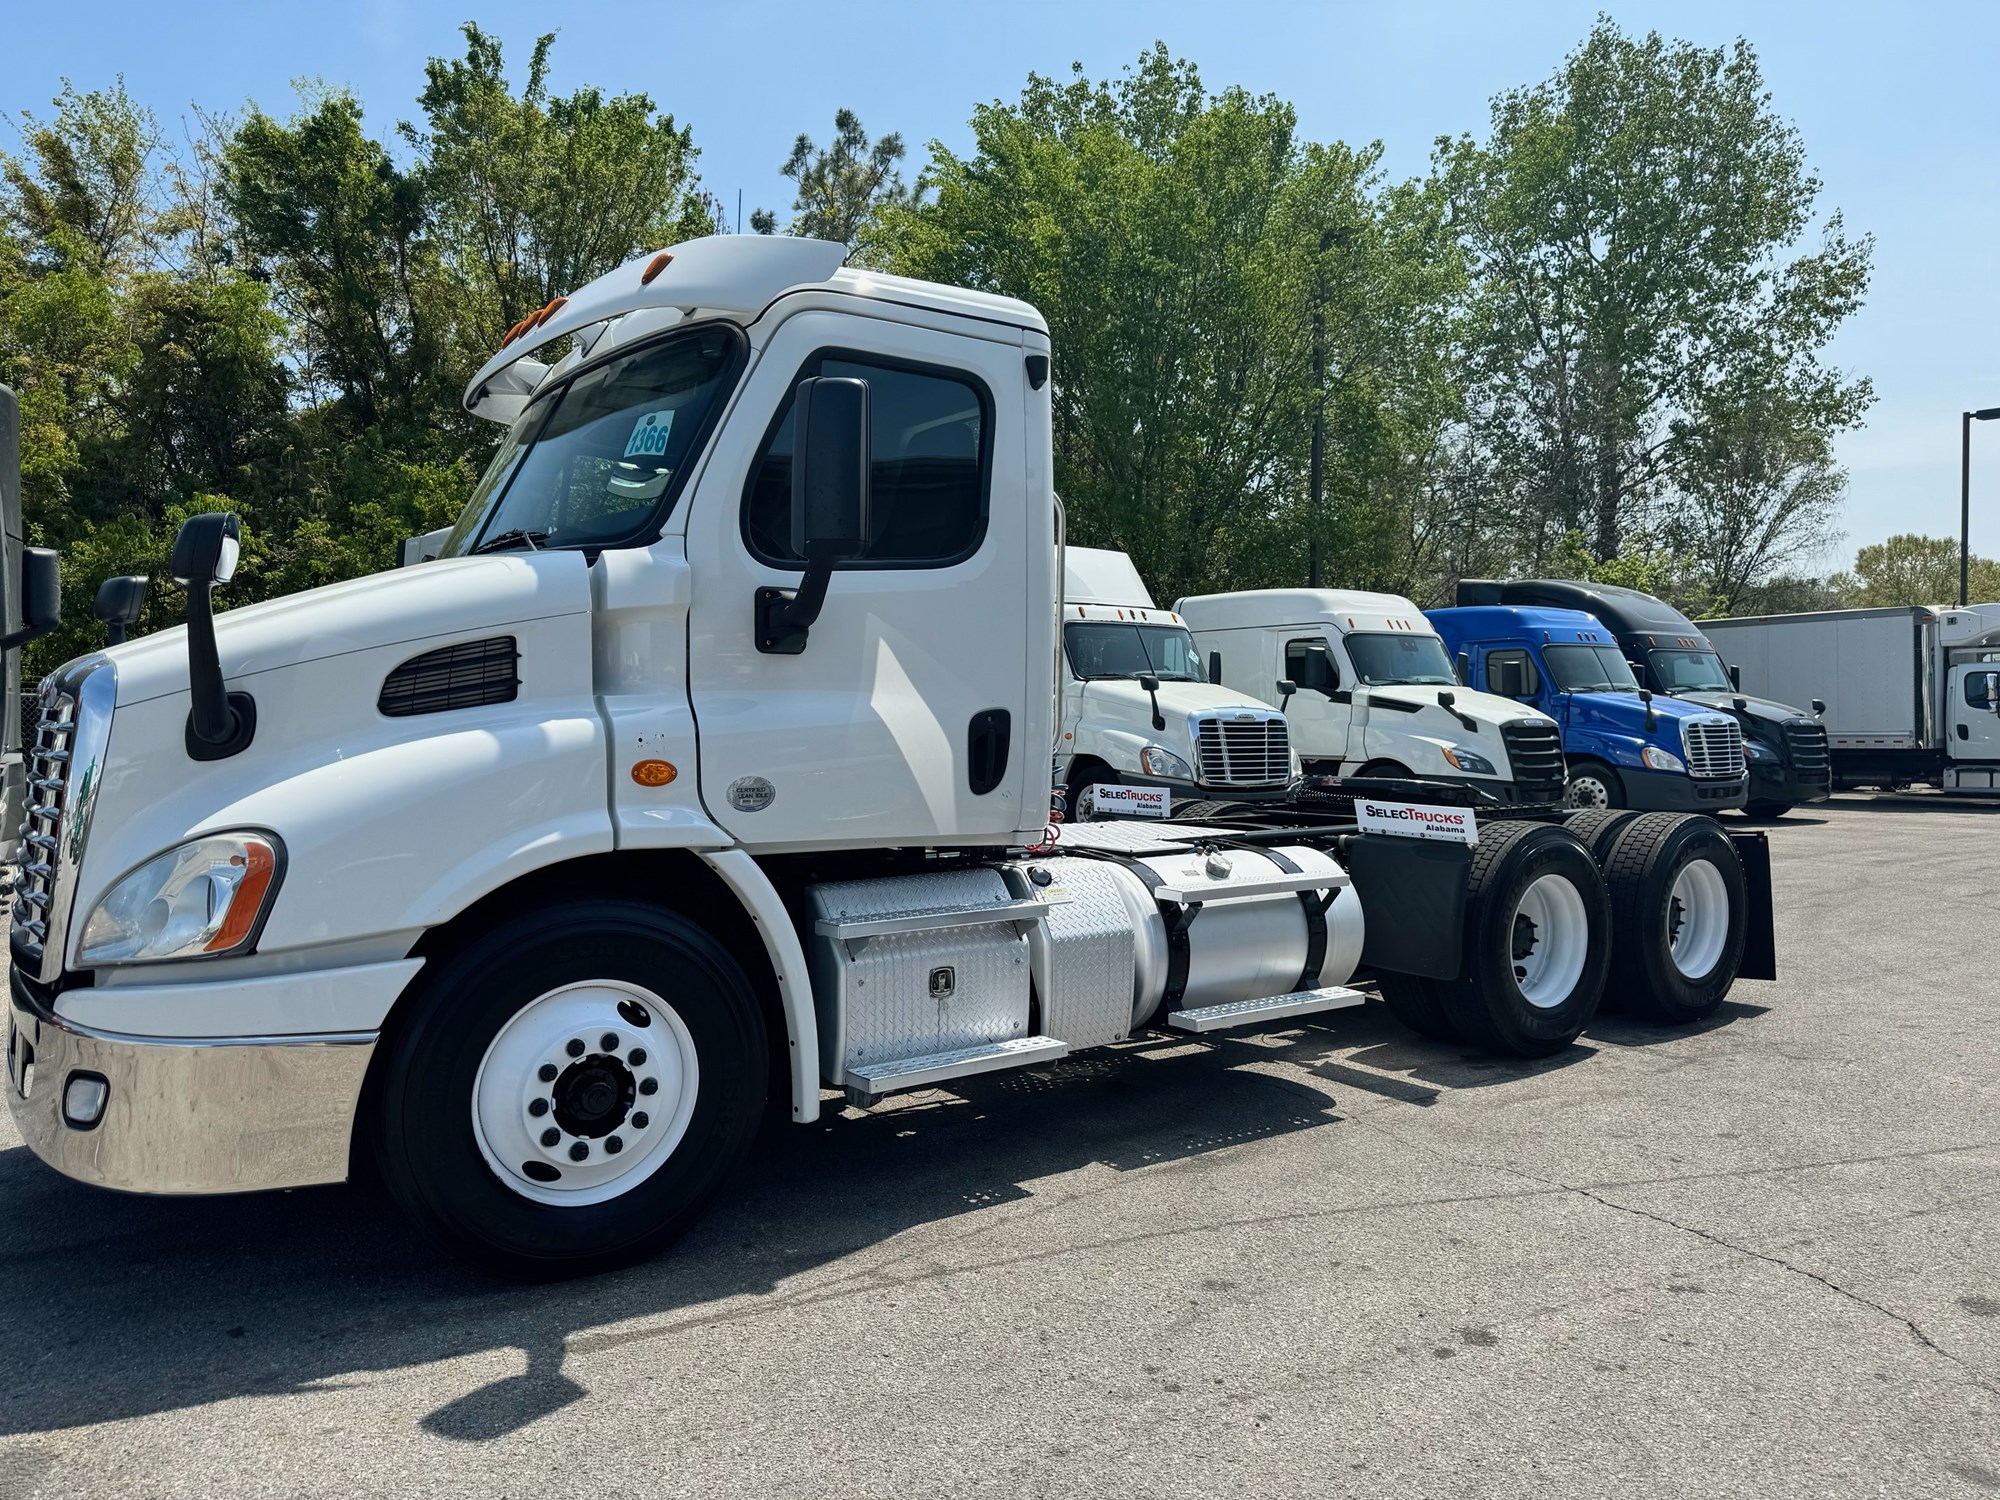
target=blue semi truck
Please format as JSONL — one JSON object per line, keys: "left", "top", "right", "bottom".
{"left": 1426, "top": 604, "right": 1749, "bottom": 812}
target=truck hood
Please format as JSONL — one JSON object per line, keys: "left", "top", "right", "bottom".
{"left": 97, "top": 552, "right": 594, "bottom": 708}
{"left": 1566, "top": 691, "right": 1731, "bottom": 735}
{"left": 1077, "top": 679, "right": 1282, "bottom": 724}
{"left": 1665, "top": 689, "right": 1807, "bottom": 724}
{"left": 1359, "top": 684, "right": 1553, "bottom": 731}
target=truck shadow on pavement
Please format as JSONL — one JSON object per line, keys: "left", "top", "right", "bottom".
{"left": 0, "top": 997, "right": 1758, "bottom": 1444}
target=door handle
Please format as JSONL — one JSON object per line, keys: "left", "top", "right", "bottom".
{"left": 967, "top": 708, "right": 1011, "bottom": 794}
{"left": 1958, "top": 723, "right": 1970, "bottom": 741}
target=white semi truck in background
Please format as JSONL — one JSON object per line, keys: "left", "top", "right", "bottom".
{"left": 6, "top": 238, "right": 1776, "bottom": 1277}
{"left": 1176, "top": 588, "right": 1569, "bottom": 810}
{"left": 1703, "top": 603, "right": 2000, "bottom": 794}
{"left": 1058, "top": 547, "right": 1295, "bottom": 818}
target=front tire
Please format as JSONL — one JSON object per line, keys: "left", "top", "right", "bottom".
{"left": 1739, "top": 801, "right": 1792, "bottom": 821}
{"left": 371, "top": 900, "right": 768, "bottom": 1279}
{"left": 1565, "top": 762, "right": 1625, "bottom": 810}
{"left": 1437, "top": 822, "right": 1611, "bottom": 1057}
{"left": 1601, "top": 813, "right": 1747, "bottom": 1024}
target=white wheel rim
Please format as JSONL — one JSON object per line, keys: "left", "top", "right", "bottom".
{"left": 471, "top": 980, "right": 699, "bottom": 1207}
{"left": 1566, "top": 775, "right": 1610, "bottom": 810}
{"left": 1510, "top": 872, "right": 1591, "bottom": 1008}
{"left": 1667, "top": 858, "right": 1731, "bottom": 980}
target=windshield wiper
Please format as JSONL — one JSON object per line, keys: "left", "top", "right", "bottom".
{"left": 472, "top": 528, "right": 550, "bottom": 555}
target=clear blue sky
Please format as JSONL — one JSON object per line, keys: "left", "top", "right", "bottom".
{"left": 9, "top": 0, "right": 1999, "bottom": 569}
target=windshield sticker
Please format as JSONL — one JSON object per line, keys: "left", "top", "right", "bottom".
{"left": 623, "top": 408, "right": 675, "bottom": 458}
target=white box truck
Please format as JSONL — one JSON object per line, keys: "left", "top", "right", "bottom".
{"left": 1176, "top": 588, "right": 1568, "bottom": 809}
{"left": 7, "top": 237, "right": 1776, "bottom": 1276}
{"left": 1058, "top": 547, "right": 1294, "bottom": 819}
{"left": 1702, "top": 604, "right": 2000, "bottom": 793}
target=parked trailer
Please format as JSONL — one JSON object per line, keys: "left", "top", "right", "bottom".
{"left": 6, "top": 238, "right": 1777, "bottom": 1277}
{"left": 1703, "top": 604, "right": 2000, "bottom": 793}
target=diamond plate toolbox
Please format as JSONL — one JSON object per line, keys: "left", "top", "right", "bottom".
{"left": 808, "top": 868, "right": 1038, "bottom": 1089}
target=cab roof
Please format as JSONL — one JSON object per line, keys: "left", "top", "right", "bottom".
{"left": 1425, "top": 604, "right": 1621, "bottom": 645}
{"left": 462, "top": 235, "right": 1048, "bottom": 422}
{"left": 1174, "top": 588, "right": 1433, "bottom": 636}
{"left": 1460, "top": 578, "right": 1695, "bottom": 635}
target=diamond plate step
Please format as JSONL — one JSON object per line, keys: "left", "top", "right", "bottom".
{"left": 1164, "top": 986, "right": 1367, "bottom": 1034}
{"left": 845, "top": 1035, "right": 1069, "bottom": 1098}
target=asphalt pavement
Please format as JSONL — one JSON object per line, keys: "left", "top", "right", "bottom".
{"left": 0, "top": 793, "right": 1995, "bottom": 1499}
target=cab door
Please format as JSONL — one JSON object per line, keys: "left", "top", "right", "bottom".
{"left": 1949, "top": 664, "right": 2000, "bottom": 760}
{"left": 683, "top": 308, "right": 1037, "bottom": 850}
{"left": 1281, "top": 632, "right": 1353, "bottom": 768}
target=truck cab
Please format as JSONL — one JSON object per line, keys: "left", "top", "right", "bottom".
{"left": 1058, "top": 548, "right": 1294, "bottom": 817}
{"left": 1426, "top": 605, "right": 1748, "bottom": 812}
{"left": 1174, "top": 588, "right": 1566, "bottom": 808}
{"left": 1461, "top": 580, "right": 1829, "bottom": 819}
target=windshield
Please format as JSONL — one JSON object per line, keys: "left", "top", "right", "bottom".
{"left": 441, "top": 326, "right": 742, "bottom": 556}
{"left": 1544, "top": 643, "right": 1640, "bottom": 693}
{"left": 1650, "top": 649, "right": 1733, "bottom": 692}
{"left": 1064, "top": 622, "right": 1205, "bottom": 682}
{"left": 1346, "top": 632, "right": 1458, "bottom": 686}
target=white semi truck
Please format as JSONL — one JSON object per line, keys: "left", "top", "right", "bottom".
{"left": 1058, "top": 548, "right": 1294, "bottom": 819}
{"left": 1176, "top": 589, "right": 1568, "bottom": 809}
{"left": 1703, "top": 602, "right": 2000, "bottom": 794}
{"left": 6, "top": 237, "right": 1776, "bottom": 1276}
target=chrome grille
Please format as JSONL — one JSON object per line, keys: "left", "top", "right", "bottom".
{"left": 1193, "top": 715, "right": 1290, "bottom": 787}
{"left": 1782, "top": 719, "right": 1831, "bottom": 786}
{"left": 9, "top": 663, "right": 112, "bottom": 982}
{"left": 1498, "top": 719, "right": 1566, "bottom": 796}
{"left": 1681, "top": 717, "right": 1745, "bottom": 780}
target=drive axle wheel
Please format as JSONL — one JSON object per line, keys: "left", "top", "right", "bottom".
{"left": 1376, "top": 972, "right": 1460, "bottom": 1044}
{"left": 1437, "top": 822, "right": 1611, "bottom": 1057}
{"left": 1601, "top": 813, "right": 1746, "bottom": 1024}
{"left": 1562, "top": 808, "right": 1642, "bottom": 862}
{"left": 371, "top": 899, "right": 766, "bottom": 1279}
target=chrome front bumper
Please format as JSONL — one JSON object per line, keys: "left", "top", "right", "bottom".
{"left": 7, "top": 968, "right": 376, "bottom": 1194}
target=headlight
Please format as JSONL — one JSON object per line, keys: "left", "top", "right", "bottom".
{"left": 79, "top": 832, "right": 283, "bottom": 966}
{"left": 1744, "top": 739, "right": 1776, "bottom": 761}
{"left": 1641, "top": 746, "right": 1686, "bottom": 773}
{"left": 1441, "top": 745, "right": 1497, "bottom": 775}
{"left": 1139, "top": 746, "right": 1193, "bottom": 779}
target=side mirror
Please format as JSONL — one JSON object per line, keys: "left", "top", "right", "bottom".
{"left": 1137, "top": 672, "right": 1164, "bottom": 730}
{"left": 759, "top": 376, "right": 871, "bottom": 654}
{"left": 0, "top": 547, "right": 61, "bottom": 651}
{"left": 1455, "top": 651, "right": 1471, "bottom": 686}
{"left": 1276, "top": 677, "right": 1297, "bottom": 712}
{"left": 1491, "top": 660, "right": 1524, "bottom": 699}
{"left": 1811, "top": 698, "right": 1826, "bottom": 717}
{"left": 1639, "top": 686, "right": 1657, "bottom": 732}
{"left": 1207, "top": 650, "right": 1222, "bottom": 686}
{"left": 171, "top": 512, "right": 255, "bottom": 760}
{"left": 93, "top": 574, "right": 149, "bottom": 646}
{"left": 1728, "top": 663, "right": 1743, "bottom": 691}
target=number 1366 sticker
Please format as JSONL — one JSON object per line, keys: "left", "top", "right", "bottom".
{"left": 624, "top": 409, "right": 675, "bottom": 458}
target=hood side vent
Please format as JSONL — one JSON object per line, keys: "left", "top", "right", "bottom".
{"left": 379, "top": 636, "right": 520, "bottom": 717}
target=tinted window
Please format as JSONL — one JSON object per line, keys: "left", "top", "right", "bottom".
{"left": 1286, "top": 638, "right": 1340, "bottom": 694}
{"left": 1650, "top": 649, "right": 1732, "bottom": 691}
{"left": 1346, "top": 632, "right": 1457, "bottom": 686}
{"left": 1485, "top": 647, "right": 1541, "bottom": 697}
{"left": 1544, "top": 644, "right": 1640, "bottom": 692}
{"left": 1965, "top": 670, "right": 2000, "bottom": 710}
{"left": 746, "top": 356, "right": 988, "bottom": 566}
{"left": 1064, "top": 623, "right": 1204, "bottom": 681}
{"left": 443, "top": 326, "right": 742, "bottom": 556}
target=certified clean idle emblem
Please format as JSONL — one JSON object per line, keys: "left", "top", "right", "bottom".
{"left": 727, "top": 776, "right": 776, "bottom": 812}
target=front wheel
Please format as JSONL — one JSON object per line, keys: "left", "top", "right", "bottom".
{"left": 1739, "top": 801, "right": 1792, "bottom": 821}
{"left": 370, "top": 900, "right": 768, "bottom": 1278}
{"left": 1564, "top": 763, "right": 1625, "bottom": 810}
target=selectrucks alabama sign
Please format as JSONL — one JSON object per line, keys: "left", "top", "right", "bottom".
{"left": 1354, "top": 798, "right": 1479, "bottom": 846}
{"left": 1090, "top": 784, "right": 1172, "bottom": 818}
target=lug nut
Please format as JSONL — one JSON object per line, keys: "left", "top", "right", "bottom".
{"left": 528, "top": 1098, "right": 549, "bottom": 1117}
{"left": 631, "top": 1112, "right": 649, "bottom": 1130}
{"left": 639, "top": 1077, "right": 659, "bottom": 1096}
{"left": 628, "top": 1048, "right": 648, "bottom": 1067}
{"left": 600, "top": 1032, "right": 619, "bottom": 1052}
{"left": 538, "top": 1063, "right": 558, "bottom": 1083}
{"left": 605, "top": 1136, "right": 624, "bottom": 1155}
{"left": 566, "top": 1038, "right": 585, "bottom": 1058}
{"left": 568, "top": 1141, "right": 589, "bottom": 1161}
{"left": 541, "top": 1127, "right": 560, "bottom": 1148}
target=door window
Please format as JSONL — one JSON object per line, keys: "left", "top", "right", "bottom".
{"left": 744, "top": 353, "right": 990, "bottom": 567}
{"left": 1964, "top": 669, "right": 2000, "bottom": 711}
{"left": 1485, "top": 647, "right": 1542, "bottom": 698}
{"left": 1285, "top": 638, "right": 1341, "bottom": 695}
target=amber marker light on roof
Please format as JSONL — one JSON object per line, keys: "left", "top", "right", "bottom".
{"left": 641, "top": 253, "right": 673, "bottom": 285}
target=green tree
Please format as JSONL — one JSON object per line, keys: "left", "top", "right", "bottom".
{"left": 1839, "top": 534, "right": 2000, "bottom": 607}
{"left": 1441, "top": 20, "right": 1873, "bottom": 570}
{"left": 752, "top": 109, "right": 917, "bottom": 255}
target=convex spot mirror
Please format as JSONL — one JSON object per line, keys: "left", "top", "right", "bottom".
{"left": 171, "top": 512, "right": 241, "bottom": 587}
{"left": 93, "top": 575, "right": 149, "bottom": 645}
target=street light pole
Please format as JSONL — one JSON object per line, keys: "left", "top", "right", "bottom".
{"left": 1307, "top": 226, "right": 1350, "bottom": 589}
{"left": 1963, "top": 407, "right": 2000, "bottom": 606}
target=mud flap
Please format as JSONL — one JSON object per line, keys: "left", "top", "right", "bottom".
{"left": 1348, "top": 834, "right": 1471, "bottom": 981}
{"left": 1729, "top": 831, "right": 1777, "bottom": 981}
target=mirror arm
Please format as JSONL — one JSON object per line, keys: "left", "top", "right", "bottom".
{"left": 183, "top": 576, "right": 256, "bottom": 759}
{"left": 755, "top": 545, "right": 844, "bottom": 656}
